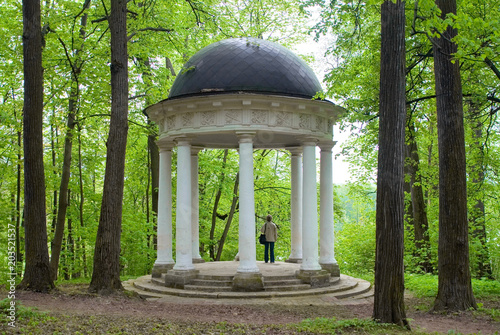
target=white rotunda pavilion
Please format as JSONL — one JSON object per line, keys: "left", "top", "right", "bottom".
{"left": 145, "top": 37, "right": 344, "bottom": 291}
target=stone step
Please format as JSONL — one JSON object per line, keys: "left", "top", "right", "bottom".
{"left": 333, "top": 279, "right": 372, "bottom": 299}
{"left": 263, "top": 275, "right": 299, "bottom": 281}
{"left": 264, "top": 278, "right": 303, "bottom": 286}
{"left": 151, "top": 276, "right": 164, "bottom": 286}
{"left": 264, "top": 284, "right": 311, "bottom": 292}
{"left": 190, "top": 278, "right": 233, "bottom": 287}
{"left": 184, "top": 284, "right": 233, "bottom": 292}
{"left": 196, "top": 274, "right": 234, "bottom": 281}
{"left": 127, "top": 274, "right": 372, "bottom": 300}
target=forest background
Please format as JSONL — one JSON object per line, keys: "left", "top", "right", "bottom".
{"left": 0, "top": 0, "right": 499, "bottom": 294}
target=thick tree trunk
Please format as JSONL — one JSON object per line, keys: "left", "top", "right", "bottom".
{"left": 19, "top": 0, "right": 54, "bottom": 292}
{"left": 373, "top": 0, "right": 408, "bottom": 328}
{"left": 89, "top": 0, "right": 128, "bottom": 294}
{"left": 406, "top": 121, "right": 432, "bottom": 273}
{"left": 432, "top": 0, "right": 476, "bottom": 311}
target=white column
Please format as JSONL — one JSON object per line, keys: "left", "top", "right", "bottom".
{"left": 154, "top": 144, "right": 174, "bottom": 267}
{"left": 301, "top": 140, "right": 321, "bottom": 271}
{"left": 319, "top": 142, "right": 337, "bottom": 266}
{"left": 191, "top": 147, "right": 202, "bottom": 262}
{"left": 288, "top": 148, "right": 303, "bottom": 262}
{"left": 173, "top": 139, "right": 194, "bottom": 270}
{"left": 236, "top": 132, "right": 259, "bottom": 273}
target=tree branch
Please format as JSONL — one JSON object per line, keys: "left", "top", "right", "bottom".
{"left": 127, "top": 27, "right": 174, "bottom": 41}
{"left": 487, "top": 95, "right": 500, "bottom": 104}
{"left": 485, "top": 58, "right": 500, "bottom": 81}
{"left": 406, "top": 95, "right": 437, "bottom": 105}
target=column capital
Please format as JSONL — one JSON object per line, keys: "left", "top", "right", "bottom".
{"left": 157, "top": 141, "right": 174, "bottom": 152}
{"left": 287, "top": 146, "right": 303, "bottom": 156}
{"left": 301, "top": 137, "right": 318, "bottom": 147}
{"left": 191, "top": 146, "right": 203, "bottom": 155}
{"left": 175, "top": 137, "right": 192, "bottom": 146}
{"left": 318, "top": 140, "right": 336, "bottom": 151}
{"left": 236, "top": 131, "right": 256, "bottom": 143}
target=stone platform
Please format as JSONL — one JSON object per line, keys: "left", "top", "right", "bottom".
{"left": 124, "top": 261, "right": 372, "bottom": 301}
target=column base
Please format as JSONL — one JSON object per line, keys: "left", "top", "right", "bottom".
{"left": 285, "top": 258, "right": 302, "bottom": 264}
{"left": 192, "top": 257, "right": 205, "bottom": 264}
{"left": 152, "top": 263, "right": 174, "bottom": 278}
{"left": 296, "top": 269, "right": 330, "bottom": 288}
{"left": 320, "top": 262, "right": 340, "bottom": 277}
{"left": 232, "top": 272, "right": 264, "bottom": 292}
{"left": 164, "top": 269, "right": 199, "bottom": 289}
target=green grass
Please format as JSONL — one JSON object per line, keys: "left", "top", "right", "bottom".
{"left": 0, "top": 298, "right": 54, "bottom": 330}
{"left": 292, "top": 317, "right": 414, "bottom": 334}
{"left": 405, "top": 273, "right": 500, "bottom": 299}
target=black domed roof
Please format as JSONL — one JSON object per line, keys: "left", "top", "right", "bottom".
{"left": 168, "top": 37, "right": 322, "bottom": 99}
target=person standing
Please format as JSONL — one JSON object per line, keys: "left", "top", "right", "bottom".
{"left": 261, "top": 214, "right": 278, "bottom": 263}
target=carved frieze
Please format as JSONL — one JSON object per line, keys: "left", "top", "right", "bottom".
{"left": 275, "top": 111, "right": 292, "bottom": 127}
{"left": 166, "top": 115, "right": 176, "bottom": 130}
{"left": 251, "top": 110, "right": 268, "bottom": 124}
{"left": 201, "top": 111, "right": 216, "bottom": 126}
{"left": 299, "top": 114, "right": 311, "bottom": 129}
{"left": 182, "top": 112, "right": 194, "bottom": 127}
{"left": 225, "top": 110, "right": 243, "bottom": 124}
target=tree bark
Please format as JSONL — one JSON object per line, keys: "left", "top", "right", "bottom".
{"left": 373, "top": 0, "right": 409, "bottom": 328}
{"left": 432, "top": 0, "right": 476, "bottom": 311}
{"left": 89, "top": 0, "right": 128, "bottom": 294}
{"left": 406, "top": 121, "right": 432, "bottom": 273}
{"left": 18, "top": 0, "right": 54, "bottom": 292}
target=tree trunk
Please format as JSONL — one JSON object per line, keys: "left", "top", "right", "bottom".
{"left": 373, "top": 0, "right": 408, "bottom": 328}
{"left": 210, "top": 149, "right": 228, "bottom": 260}
{"left": 77, "top": 125, "right": 87, "bottom": 277}
{"left": 406, "top": 121, "right": 432, "bottom": 273}
{"left": 216, "top": 173, "right": 239, "bottom": 261}
{"left": 89, "top": 0, "right": 128, "bottom": 294}
{"left": 468, "top": 117, "right": 492, "bottom": 279}
{"left": 432, "top": 0, "right": 476, "bottom": 311}
{"left": 50, "top": 2, "right": 89, "bottom": 281}
{"left": 50, "top": 92, "right": 77, "bottom": 280}
{"left": 18, "top": 0, "right": 54, "bottom": 292}
{"left": 15, "top": 107, "right": 23, "bottom": 273}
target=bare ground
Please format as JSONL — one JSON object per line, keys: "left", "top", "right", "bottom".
{"left": 3, "top": 284, "right": 500, "bottom": 334}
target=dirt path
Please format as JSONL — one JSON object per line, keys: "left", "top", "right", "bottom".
{"left": 10, "top": 286, "right": 500, "bottom": 334}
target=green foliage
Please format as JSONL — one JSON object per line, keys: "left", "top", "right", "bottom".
{"left": 406, "top": 273, "right": 500, "bottom": 299}
{"left": 0, "top": 0, "right": 313, "bottom": 283}
{"left": 470, "top": 277, "right": 500, "bottom": 298}
{"left": 335, "top": 184, "right": 376, "bottom": 277}
{"left": 405, "top": 273, "right": 439, "bottom": 298}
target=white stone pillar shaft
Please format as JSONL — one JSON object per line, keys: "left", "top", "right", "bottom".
{"left": 289, "top": 149, "right": 303, "bottom": 261}
{"left": 301, "top": 141, "right": 321, "bottom": 271}
{"left": 319, "top": 143, "right": 336, "bottom": 265}
{"left": 191, "top": 149, "right": 202, "bottom": 261}
{"left": 173, "top": 140, "right": 194, "bottom": 270}
{"left": 155, "top": 146, "right": 174, "bottom": 266}
{"left": 237, "top": 133, "right": 259, "bottom": 273}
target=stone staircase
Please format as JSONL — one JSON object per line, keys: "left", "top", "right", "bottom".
{"left": 125, "top": 273, "right": 372, "bottom": 300}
